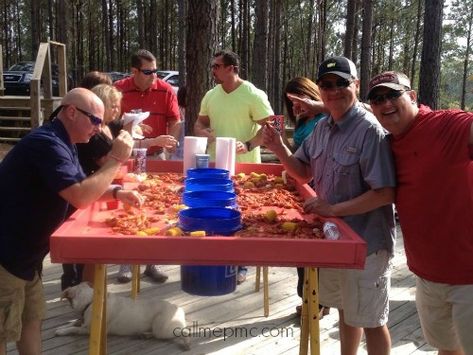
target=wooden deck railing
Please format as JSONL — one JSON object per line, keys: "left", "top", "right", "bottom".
{"left": 30, "top": 40, "right": 68, "bottom": 127}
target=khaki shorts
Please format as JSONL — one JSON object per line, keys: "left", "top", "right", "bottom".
{"left": 0, "top": 264, "right": 45, "bottom": 343}
{"left": 319, "top": 249, "right": 392, "bottom": 328}
{"left": 416, "top": 277, "right": 473, "bottom": 353}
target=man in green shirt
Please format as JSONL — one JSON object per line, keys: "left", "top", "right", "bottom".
{"left": 194, "top": 50, "right": 273, "bottom": 283}
{"left": 194, "top": 50, "right": 274, "bottom": 164}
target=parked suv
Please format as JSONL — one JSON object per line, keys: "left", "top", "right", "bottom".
{"left": 2, "top": 61, "right": 69, "bottom": 96}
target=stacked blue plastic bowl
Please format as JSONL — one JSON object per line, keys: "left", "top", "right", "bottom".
{"left": 179, "top": 168, "right": 240, "bottom": 296}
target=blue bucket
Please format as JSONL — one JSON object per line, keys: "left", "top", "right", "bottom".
{"left": 187, "top": 168, "right": 230, "bottom": 179}
{"left": 181, "top": 265, "right": 237, "bottom": 296}
{"left": 185, "top": 178, "right": 234, "bottom": 193}
{"left": 179, "top": 207, "right": 241, "bottom": 296}
{"left": 178, "top": 207, "right": 241, "bottom": 235}
{"left": 182, "top": 190, "right": 237, "bottom": 208}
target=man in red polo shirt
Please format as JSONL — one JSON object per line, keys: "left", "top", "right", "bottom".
{"left": 115, "top": 49, "right": 179, "bottom": 158}
{"left": 114, "top": 49, "right": 179, "bottom": 283}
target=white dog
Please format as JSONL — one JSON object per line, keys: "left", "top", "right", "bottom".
{"left": 56, "top": 282, "right": 189, "bottom": 349}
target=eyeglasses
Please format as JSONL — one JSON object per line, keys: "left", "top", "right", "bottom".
{"left": 317, "top": 78, "right": 353, "bottom": 91}
{"left": 211, "top": 63, "right": 224, "bottom": 70}
{"left": 75, "top": 106, "right": 103, "bottom": 126}
{"left": 369, "top": 90, "right": 407, "bottom": 106}
{"left": 139, "top": 68, "right": 158, "bottom": 75}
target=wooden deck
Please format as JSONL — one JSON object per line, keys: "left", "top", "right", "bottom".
{"left": 7, "top": 226, "right": 436, "bottom": 355}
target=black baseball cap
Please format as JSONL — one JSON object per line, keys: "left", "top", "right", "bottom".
{"left": 317, "top": 56, "right": 358, "bottom": 82}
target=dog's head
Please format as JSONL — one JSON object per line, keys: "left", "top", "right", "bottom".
{"left": 61, "top": 282, "right": 94, "bottom": 313}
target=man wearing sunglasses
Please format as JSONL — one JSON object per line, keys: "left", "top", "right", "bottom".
{"left": 263, "top": 56, "right": 396, "bottom": 355}
{"left": 115, "top": 49, "right": 179, "bottom": 283}
{"left": 194, "top": 50, "right": 274, "bottom": 165}
{"left": 0, "top": 88, "right": 142, "bottom": 355}
{"left": 115, "top": 49, "right": 179, "bottom": 160}
{"left": 368, "top": 71, "right": 473, "bottom": 355}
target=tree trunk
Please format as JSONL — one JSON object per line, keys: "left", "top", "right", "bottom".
{"left": 271, "top": 0, "right": 281, "bottom": 114}
{"left": 344, "top": 0, "right": 356, "bottom": 59}
{"left": 360, "top": 0, "right": 373, "bottom": 100}
{"left": 177, "top": 0, "right": 187, "bottom": 86}
{"left": 351, "top": 0, "right": 360, "bottom": 62}
{"left": 185, "top": 0, "right": 219, "bottom": 135}
{"left": 252, "top": 0, "right": 269, "bottom": 90}
{"left": 31, "top": 0, "right": 41, "bottom": 57}
{"left": 240, "top": 0, "right": 250, "bottom": 79}
{"left": 230, "top": 0, "right": 236, "bottom": 51}
{"left": 460, "top": 7, "right": 473, "bottom": 110}
{"left": 410, "top": 0, "right": 423, "bottom": 85}
{"left": 418, "top": 0, "right": 444, "bottom": 109}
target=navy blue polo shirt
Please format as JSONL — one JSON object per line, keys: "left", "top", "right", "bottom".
{"left": 0, "top": 119, "right": 85, "bottom": 280}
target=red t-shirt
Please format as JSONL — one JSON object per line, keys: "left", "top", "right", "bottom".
{"left": 392, "top": 105, "right": 473, "bottom": 284}
{"left": 114, "top": 76, "right": 179, "bottom": 154}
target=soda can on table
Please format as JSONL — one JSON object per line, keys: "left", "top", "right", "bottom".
{"left": 132, "top": 148, "right": 147, "bottom": 174}
{"left": 195, "top": 153, "right": 210, "bottom": 169}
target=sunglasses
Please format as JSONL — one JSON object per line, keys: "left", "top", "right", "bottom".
{"left": 317, "top": 78, "right": 353, "bottom": 91}
{"left": 75, "top": 106, "right": 103, "bottom": 126}
{"left": 139, "top": 68, "right": 158, "bottom": 75}
{"left": 369, "top": 90, "right": 407, "bottom": 106}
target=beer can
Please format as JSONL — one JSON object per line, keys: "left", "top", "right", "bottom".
{"left": 195, "top": 153, "right": 210, "bottom": 168}
{"left": 132, "top": 148, "right": 147, "bottom": 174}
{"left": 270, "top": 115, "right": 285, "bottom": 134}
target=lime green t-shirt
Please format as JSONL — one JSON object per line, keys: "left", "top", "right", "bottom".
{"left": 199, "top": 81, "right": 274, "bottom": 163}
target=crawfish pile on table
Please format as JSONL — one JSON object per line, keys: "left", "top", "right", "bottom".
{"left": 106, "top": 173, "right": 184, "bottom": 235}
{"left": 233, "top": 172, "right": 325, "bottom": 239}
{"left": 106, "top": 171, "right": 326, "bottom": 239}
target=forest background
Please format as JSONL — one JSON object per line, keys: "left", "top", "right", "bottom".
{"left": 1, "top": 0, "right": 472, "bottom": 129}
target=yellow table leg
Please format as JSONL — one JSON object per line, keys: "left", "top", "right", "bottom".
{"left": 308, "top": 267, "right": 320, "bottom": 355}
{"left": 89, "top": 264, "right": 107, "bottom": 355}
{"left": 299, "top": 267, "right": 310, "bottom": 355}
{"left": 255, "top": 266, "right": 261, "bottom": 291}
{"left": 263, "top": 266, "right": 269, "bottom": 317}
{"left": 131, "top": 265, "right": 140, "bottom": 299}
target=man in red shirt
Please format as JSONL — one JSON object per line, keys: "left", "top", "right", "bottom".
{"left": 368, "top": 71, "right": 473, "bottom": 355}
{"left": 115, "top": 49, "right": 179, "bottom": 157}
{"left": 114, "top": 49, "right": 179, "bottom": 283}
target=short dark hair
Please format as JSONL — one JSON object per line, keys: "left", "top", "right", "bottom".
{"left": 214, "top": 50, "right": 240, "bottom": 73}
{"left": 131, "top": 49, "right": 157, "bottom": 69}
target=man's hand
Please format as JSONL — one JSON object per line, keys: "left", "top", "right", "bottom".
{"left": 152, "top": 135, "right": 178, "bottom": 149}
{"left": 116, "top": 189, "right": 145, "bottom": 208}
{"left": 109, "top": 130, "right": 134, "bottom": 162}
{"left": 287, "top": 93, "right": 326, "bottom": 118}
{"left": 262, "top": 123, "right": 285, "bottom": 154}
{"left": 303, "top": 196, "right": 335, "bottom": 217}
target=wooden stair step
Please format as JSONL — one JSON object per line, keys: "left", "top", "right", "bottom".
{"left": 0, "top": 126, "right": 31, "bottom": 132}
{"left": 0, "top": 137, "right": 21, "bottom": 142}
{"left": 0, "top": 116, "right": 31, "bottom": 121}
{"left": 0, "top": 106, "right": 33, "bottom": 111}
